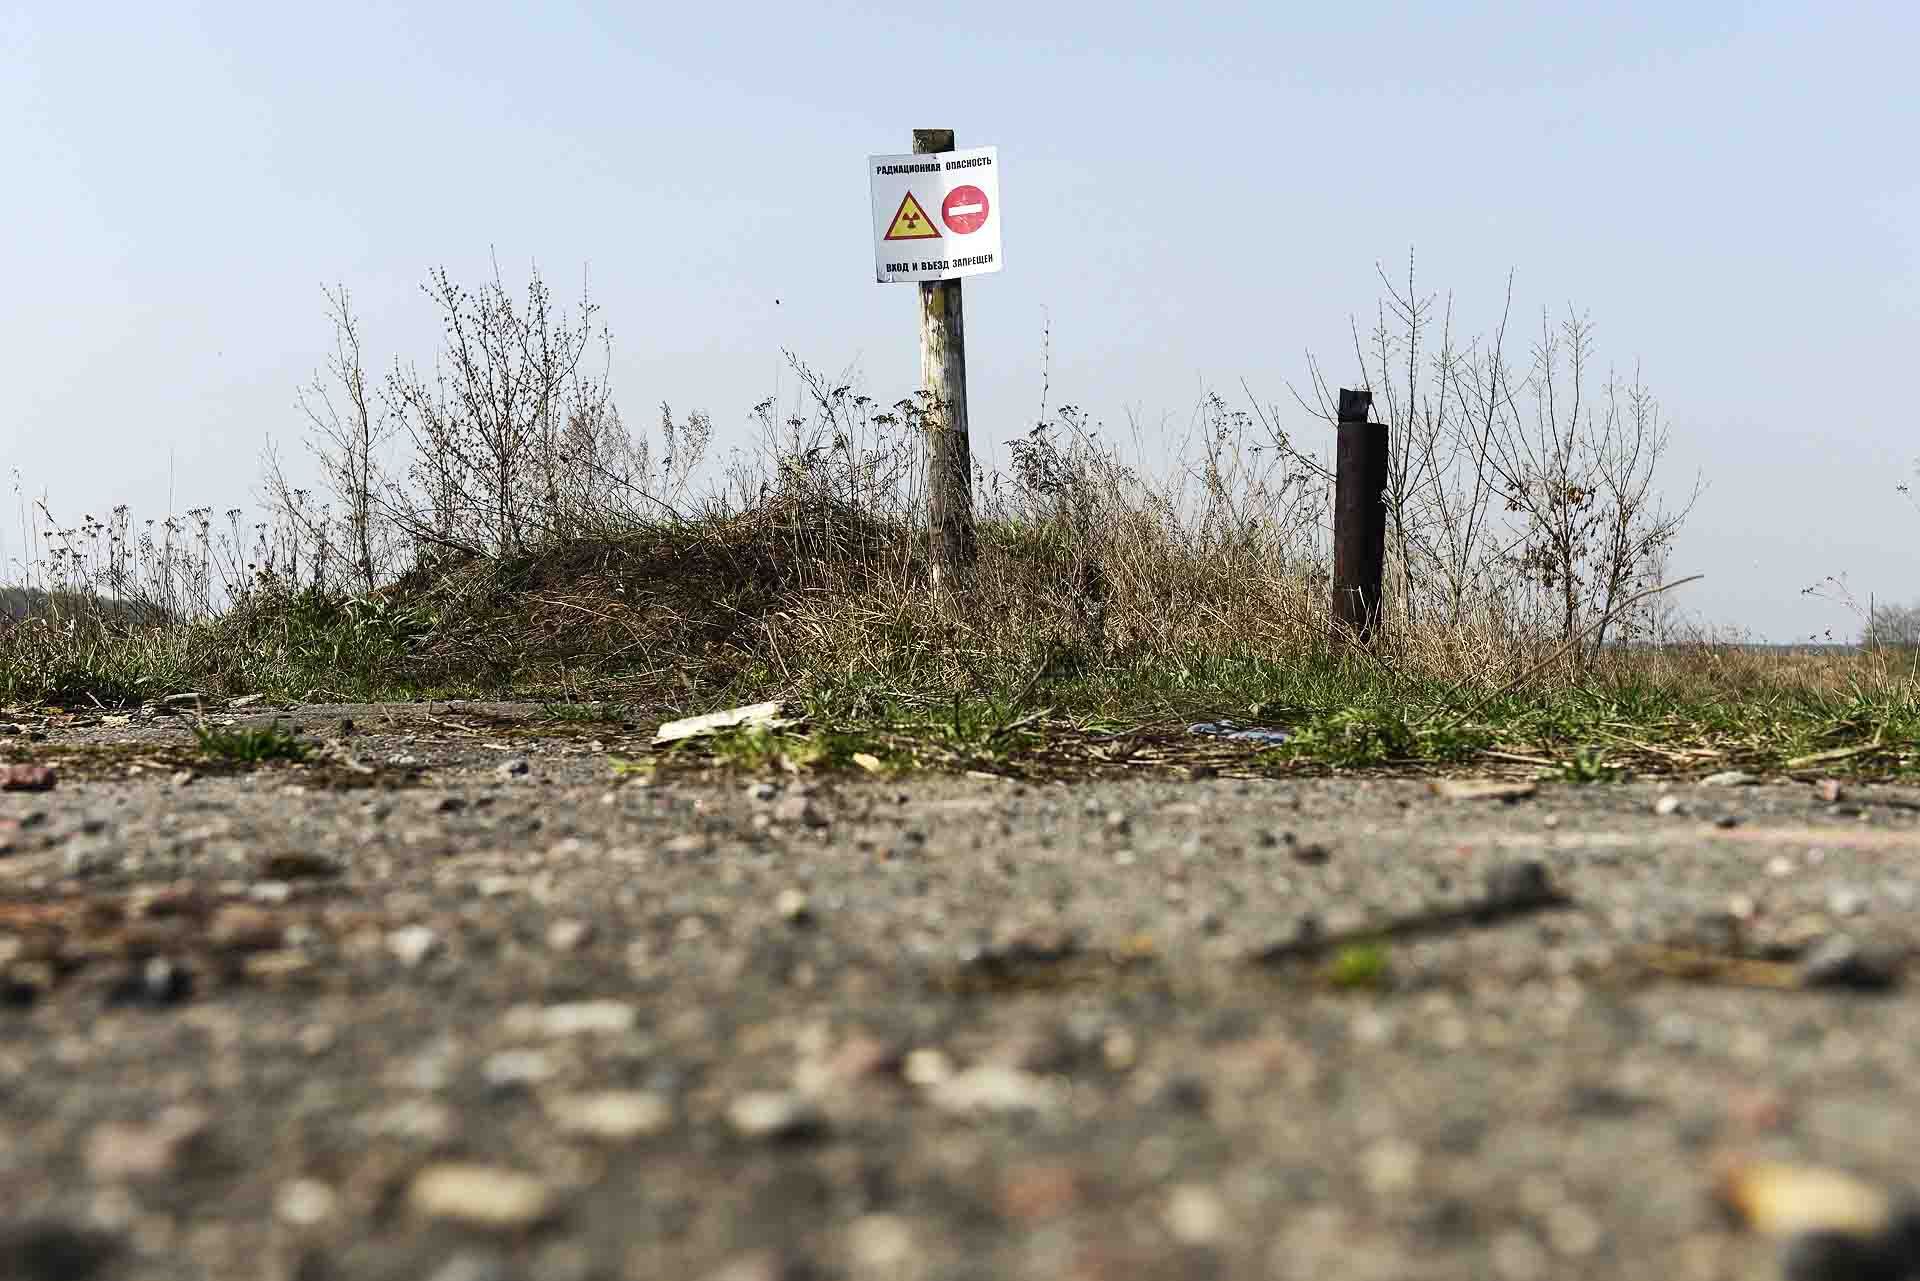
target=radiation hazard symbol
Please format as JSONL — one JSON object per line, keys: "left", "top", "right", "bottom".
{"left": 883, "top": 191, "right": 942, "bottom": 241}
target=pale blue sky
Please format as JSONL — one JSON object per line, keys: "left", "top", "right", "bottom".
{"left": 4, "top": 1, "right": 1915, "bottom": 638}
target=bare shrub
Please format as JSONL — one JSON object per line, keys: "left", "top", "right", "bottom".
{"left": 1277, "top": 252, "right": 1698, "bottom": 666}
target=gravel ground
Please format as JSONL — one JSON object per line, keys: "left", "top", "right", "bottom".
{"left": 4, "top": 702, "right": 1920, "bottom": 1281}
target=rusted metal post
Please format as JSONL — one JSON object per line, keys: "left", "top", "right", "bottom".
{"left": 1332, "top": 387, "right": 1387, "bottom": 645}
{"left": 913, "top": 127, "right": 976, "bottom": 584}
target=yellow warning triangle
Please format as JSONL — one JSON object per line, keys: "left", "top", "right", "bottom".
{"left": 884, "top": 191, "right": 942, "bottom": 241}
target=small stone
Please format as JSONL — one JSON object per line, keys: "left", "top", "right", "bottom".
{"left": 106, "top": 957, "right": 192, "bottom": 1006}
{"left": 1654, "top": 794, "right": 1684, "bottom": 817}
{"left": 436, "top": 795, "right": 469, "bottom": 814}
{"left": 275, "top": 1178, "right": 338, "bottom": 1227}
{"left": 1543, "top": 1203, "right": 1603, "bottom": 1256}
{"left": 1703, "top": 770, "right": 1759, "bottom": 787}
{"left": 1799, "top": 935, "right": 1901, "bottom": 990}
{"left": 1769, "top": 856, "right": 1798, "bottom": 879}
{"left": 170, "top": 770, "right": 196, "bottom": 787}
{"left": 545, "top": 919, "right": 592, "bottom": 951}
{"left": 1817, "top": 779, "right": 1846, "bottom": 804}
{"left": 387, "top": 925, "right": 440, "bottom": 969}
{"left": 926, "top": 1064, "right": 1059, "bottom": 1116}
{"left": 726, "top": 1091, "right": 826, "bottom": 1141}
{"left": 209, "top": 904, "right": 283, "bottom": 951}
{"left": 1828, "top": 887, "right": 1870, "bottom": 918}
{"left": 1165, "top": 1184, "right": 1229, "bottom": 1245}
{"left": 259, "top": 851, "right": 341, "bottom": 880}
{"left": 1105, "top": 809, "right": 1132, "bottom": 835}
{"left": 1485, "top": 859, "right": 1556, "bottom": 906}
{"left": 494, "top": 757, "right": 532, "bottom": 780}
{"left": 0, "top": 763, "right": 56, "bottom": 792}
{"left": 249, "top": 880, "right": 293, "bottom": 903}
{"left": 482, "top": 1049, "right": 557, "bottom": 1089}
{"left": 847, "top": 1214, "right": 916, "bottom": 1276}
{"left": 999, "top": 1163, "right": 1083, "bottom": 1221}
{"left": 84, "top": 1106, "right": 211, "bottom": 1181}
{"left": 408, "top": 1163, "right": 555, "bottom": 1231}
{"left": 424, "top": 1251, "right": 510, "bottom": 1281}
{"left": 700, "top": 1251, "right": 793, "bottom": 1281}
{"left": 545, "top": 1090, "right": 673, "bottom": 1141}
{"left": 775, "top": 889, "right": 813, "bottom": 924}
{"left": 505, "top": 1000, "right": 637, "bottom": 1039}
{"left": 1491, "top": 1229, "right": 1550, "bottom": 1281}
{"left": 773, "top": 796, "right": 828, "bottom": 828}
{"left": 902, "top": 1048, "right": 954, "bottom": 1086}
{"left": 1361, "top": 1138, "right": 1421, "bottom": 1196}
{"left": 660, "top": 833, "right": 712, "bottom": 862}
{"left": 747, "top": 781, "right": 779, "bottom": 802}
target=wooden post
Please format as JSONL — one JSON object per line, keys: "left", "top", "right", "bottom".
{"left": 914, "top": 127, "right": 976, "bottom": 584}
{"left": 1332, "top": 387, "right": 1387, "bottom": 645}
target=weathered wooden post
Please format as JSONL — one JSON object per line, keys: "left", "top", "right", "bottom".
{"left": 1332, "top": 387, "right": 1387, "bottom": 645}
{"left": 912, "top": 127, "right": 977, "bottom": 584}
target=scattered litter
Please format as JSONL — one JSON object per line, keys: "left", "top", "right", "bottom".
{"left": 1711, "top": 1155, "right": 1920, "bottom": 1278}
{"left": 1703, "top": 770, "right": 1760, "bottom": 787}
{"left": 654, "top": 701, "right": 794, "bottom": 745}
{"left": 1430, "top": 778, "right": 1537, "bottom": 802}
{"left": 1187, "top": 721, "right": 1290, "bottom": 746}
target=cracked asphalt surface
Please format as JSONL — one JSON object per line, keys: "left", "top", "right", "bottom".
{"left": 3, "top": 701, "right": 1919, "bottom": 1280}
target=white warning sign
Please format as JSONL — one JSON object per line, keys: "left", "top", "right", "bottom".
{"left": 868, "top": 145, "right": 1002, "bottom": 284}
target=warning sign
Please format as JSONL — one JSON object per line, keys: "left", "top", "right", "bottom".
{"left": 868, "top": 144, "right": 1002, "bottom": 284}
{"left": 883, "top": 191, "right": 941, "bottom": 241}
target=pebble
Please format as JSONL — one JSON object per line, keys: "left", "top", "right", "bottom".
{"left": 425, "top": 1252, "right": 510, "bottom": 1281}
{"left": 1799, "top": 935, "right": 1901, "bottom": 990}
{"left": 274, "top": 1178, "right": 338, "bottom": 1227}
{"left": 726, "top": 1091, "right": 826, "bottom": 1141}
{"left": 903, "top": 1048, "right": 955, "bottom": 1086}
{"left": 1360, "top": 1138, "right": 1421, "bottom": 1196}
{"left": 505, "top": 1000, "right": 638, "bottom": 1039}
{"left": 926, "top": 1064, "right": 1059, "bottom": 1116}
{"left": 494, "top": 757, "right": 532, "bottom": 780}
{"left": 0, "top": 763, "right": 57, "bottom": 792}
{"left": 1485, "top": 859, "right": 1555, "bottom": 905}
{"left": 1703, "top": 770, "right": 1759, "bottom": 787}
{"left": 545, "top": 919, "right": 593, "bottom": 951}
{"left": 775, "top": 889, "right": 813, "bottom": 924}
{"left": 1654, "top": 794, "right": 1684, "bottom": 816}
{"left": 773, "top": 796, "right": 828, "bottom": 828}
{"left": 1828, "top": 886, "right": 1870, "bottom": 918}
{"left": 482, "top": 1049, "right": 557, "bottom": 1089}
{"left": 1543, "top": 1202, "right": 1603, "bottom": 1256}
{"left": 387, "top": 925, "right": 441, "bottom": 969}
{"left": 209, "top": 904, "right": 283, "bottom": 951}
{"left": 545, "top": 1090, "right": 673, "bottom": 1141}
{"left": 846, "top": 1214, "right": 917, "bottom": 1277}
{"left": 84, "top": 1106, "right": 211, "bottom": 1181}
{"left": 660, "top": 833, "right": 713, "bottom": 861}
{"left": 408, "top": 1163, "right": 556, "bottom": 1231}
{"left": 1491, "top": 1228, "right": 1551, "bottom": 1280}
{"left": 1165, "top": 1184, "right": 1229, "bottom": 1245}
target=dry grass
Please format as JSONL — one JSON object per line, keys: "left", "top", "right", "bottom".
{"left": 5, "top": 263, "right": 1913, "bottom": 780}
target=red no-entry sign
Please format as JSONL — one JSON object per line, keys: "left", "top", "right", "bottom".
{"left": 941, "top": 185, "right": 990, "bottom": 235}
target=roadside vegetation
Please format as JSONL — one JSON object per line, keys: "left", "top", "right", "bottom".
{"left": 4, "top": 258, "right": 1914, "bottom": 781}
